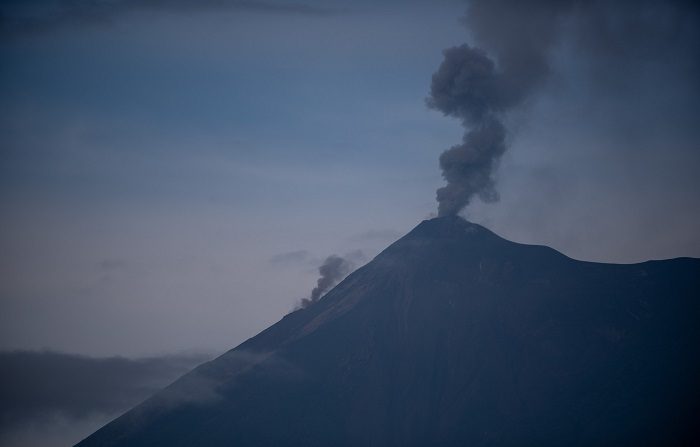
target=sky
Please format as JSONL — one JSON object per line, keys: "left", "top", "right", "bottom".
{"left": 0, "top": 0, "right": 699, "bottom": 445}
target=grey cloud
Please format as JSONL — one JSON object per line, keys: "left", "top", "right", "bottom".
{"left": 0, "top": 0, "right": 339, "bottom": 38}
{"left": 463, "top": 0, "right": 700, "bottom": 93}
{"left": 0, "top": 350, "right": 210, "bottom": 431}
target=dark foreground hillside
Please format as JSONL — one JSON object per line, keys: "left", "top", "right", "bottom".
{"left": 76, "top": 216, "right": 700, "bottom": 446}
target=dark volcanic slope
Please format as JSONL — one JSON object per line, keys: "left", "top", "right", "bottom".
{"left": 76, "top": 216, "right": 700, "bottom": 446}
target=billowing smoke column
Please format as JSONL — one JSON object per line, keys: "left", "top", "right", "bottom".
{"left": 301, "top": 255, "right": 353, "bottom": 308}
{"left": 428, "top": 45, "right": 508, "bottom": 216}
{"left": 428, "top": 1, "right": 570, "bottom": 216}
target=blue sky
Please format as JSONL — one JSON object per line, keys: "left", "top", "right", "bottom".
{"left": 1, "top": 0, "right": 699, "bottom": 356}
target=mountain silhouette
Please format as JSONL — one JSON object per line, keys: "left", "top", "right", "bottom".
{"left": 76, "top": 216, "right": 700, "bottom": 446}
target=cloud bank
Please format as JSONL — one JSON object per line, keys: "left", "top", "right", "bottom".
{"left": 0, "top": 350, "right": 209, "bottom": 432}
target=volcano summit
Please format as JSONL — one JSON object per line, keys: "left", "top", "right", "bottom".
{"left": 77, "top": 216, "right": 700, "bottom": 446}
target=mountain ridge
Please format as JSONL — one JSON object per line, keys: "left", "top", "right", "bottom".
{"left": 76, "top": 216, "right": 700, "bottom": 446}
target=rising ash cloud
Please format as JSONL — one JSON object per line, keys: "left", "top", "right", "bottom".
{"left": 428, "top": 0, "right": 700, "bottom": 217}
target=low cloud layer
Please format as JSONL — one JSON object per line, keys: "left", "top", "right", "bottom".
{"left": 0, "top": 350, "right": 209, "bottom": 432}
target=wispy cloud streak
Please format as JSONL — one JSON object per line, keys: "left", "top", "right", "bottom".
{"left": 0, "top": 0, "right": 339, "bottom": 38}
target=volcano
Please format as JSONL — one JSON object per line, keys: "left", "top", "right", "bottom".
{"left": 76, "top": 216, "right": 700, "bottom": 446}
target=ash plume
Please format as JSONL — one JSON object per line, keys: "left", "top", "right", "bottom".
{"left": 301, "top": 255, "right": 353, "bottom": 308}
{"left": 429, "top": 0, "right": 700, "bottom": 217}
{"left": 428, "top": 1, "right": 571, "bottom": 216}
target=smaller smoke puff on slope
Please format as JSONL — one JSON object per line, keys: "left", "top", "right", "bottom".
{"left": 301, "top": 255, "right": 354, "bottom": 308}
